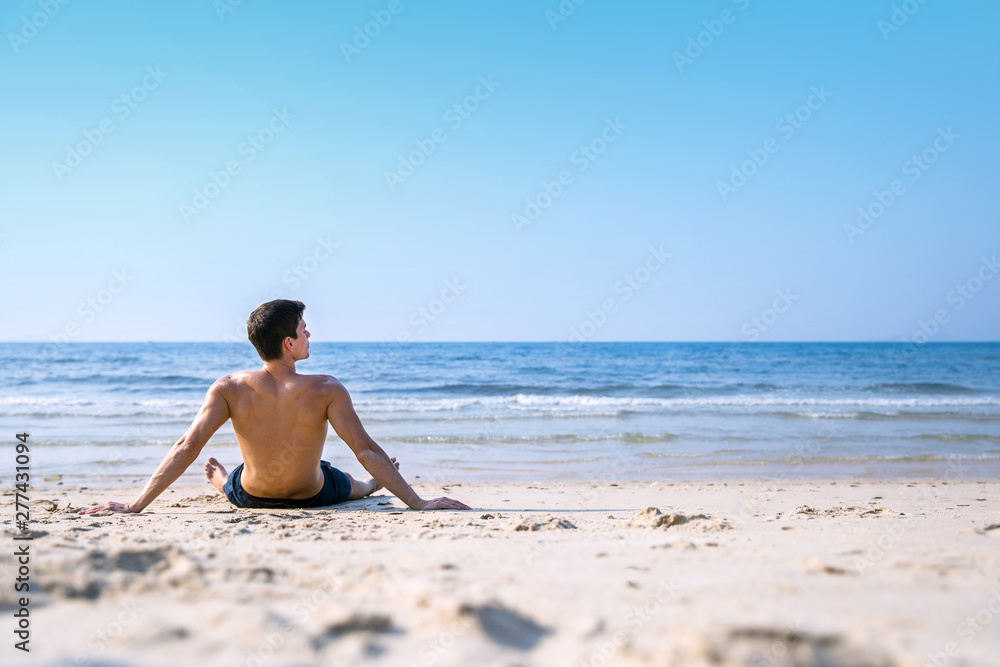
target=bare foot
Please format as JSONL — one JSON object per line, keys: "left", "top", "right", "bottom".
{"left": 205, "top": 457, "right": 228, "bottom": 493}
{"left": 370, "top": 457, "right": 400, "bottom": 493}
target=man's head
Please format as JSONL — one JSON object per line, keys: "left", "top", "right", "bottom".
{"left": 247, "top": 299, "right": 310, "bottom": 362}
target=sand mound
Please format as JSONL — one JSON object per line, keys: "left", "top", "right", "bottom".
{"left": 630, "top": 507, "right": 731, "bottom": 532}
{"left": 175, "top": 493, "right": 230, "bottom": 505}
{"left": 509, "top": 516, "right": 577, "bottom": 531}
{"left": 39, "top": 545, "right": 204, "bottom": 599}
{"left": 789, "top": 505, "right": 898, "bottom": 519}
{"left": 670, "top": 624, "right": 901, "bottom": 666}
{"left": 312, "top": 612, "right": 395, "bottom": 651}
{"left": 458, "top": 601, "right": 550, "bottom": 650}
{"left": 3, "top": 528, "right": 48, "bottom": 538}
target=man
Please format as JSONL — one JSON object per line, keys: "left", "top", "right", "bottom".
{"left": 79, "top": 299, "right": 471, "bottom": 514}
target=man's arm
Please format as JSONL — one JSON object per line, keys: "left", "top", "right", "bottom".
{"left": 78, "top": 378, "right": 232, "bottom": 515}
{"left": 325, "top": 378, "right": 470, "bottom": 510}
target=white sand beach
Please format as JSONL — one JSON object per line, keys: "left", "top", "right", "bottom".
{"left": 2, "top": 478, "right": 998, "bottom": 666}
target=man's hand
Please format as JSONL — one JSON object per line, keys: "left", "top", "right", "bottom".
{"left": 414, "top": 497, "right": 472, "bottom": 511}
{"left": 78, "top": 501, "right": 139, "bottom": 515}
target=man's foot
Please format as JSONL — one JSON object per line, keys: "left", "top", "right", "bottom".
{"left": 369, "top": 457, "right": 400, "bottom": 493}
{"left": 205, "top": 457, "right": 228, "bottom": 494}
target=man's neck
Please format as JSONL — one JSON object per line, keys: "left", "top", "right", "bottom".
{"left": 263, "top": 357, "right": 297, "bottom": 377}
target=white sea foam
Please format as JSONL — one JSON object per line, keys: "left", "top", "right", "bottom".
{"left": 3, "top": 392, "right": 998, "bottom": 420}
{"left": 351, "top": 392, "right": 1000, "bottom": 414}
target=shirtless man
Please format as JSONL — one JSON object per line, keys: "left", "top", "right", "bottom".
{"left": 78, "top": 299, "right": 471, "bottom": 514}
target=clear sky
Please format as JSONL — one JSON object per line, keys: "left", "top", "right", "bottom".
{"left": 2, "top": 0, "right": 998, "bottom": 342}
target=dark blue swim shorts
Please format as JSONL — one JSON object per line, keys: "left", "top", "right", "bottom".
{"left": 223, "top": 460, "right": 352, "bottom": 509}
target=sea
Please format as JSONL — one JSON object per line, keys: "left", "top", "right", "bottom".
{"left": 1, "top": 342, "right": 998, "bottom": 488}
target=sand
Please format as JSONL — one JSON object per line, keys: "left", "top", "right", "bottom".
{"left": 1, "top": 478, "right": 998, "bottom": 666}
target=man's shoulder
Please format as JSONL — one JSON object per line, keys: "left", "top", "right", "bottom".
{"left": 304, "top": 373, "right": 347, "bottom": 397}
{"left": 212, "top": 370, "right": 254, "bottom": 387}
{"left": 206, "top": 370, "right": 262, "bottom": 395}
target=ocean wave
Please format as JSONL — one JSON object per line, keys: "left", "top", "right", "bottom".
{"left": 0, "top": 395, "right": 203, "bottom": 418}
{"left": 15, "top": 373, "right": 211, "bottom": 388}
{"left": 18, "top": 431, "right": 997, "bottom": 451}
{"left": 0, "top": 396, "right": 200, "bottom": 407}
{"left": 374, "top": 383, "right": 559, "bottom": 395}
{"left": 665, "top": 452, "right": 1000, "bottom": 467}
{"left": 387, "top": 432, "right": 680, "bottom": 445}
{"left": 5, "top": 391, "right": 999, "bottom": 420}
{"left": 767, "top": 410, "right": 1000, "bottom": 422}
{"left": 865, "top": 382, "right": 980, "bottom": 394}
{"left": 913, "top": 433, "right": 1000, "bottom": 443}
{"left": 13, "top": 374, "right": 994, "bottom": 399}
{"left": 357, "top": 381, "right": 798, "bottom": 397}
{"left": 436, "top": 456, "right": 605, "bottom": 466}
{"left": 639, "top": 451, "right": 717, "bottom": 459}
{"left": 9, "top": 438, "right": 239, "bottom": 448}
{"left": 353, "top": 393, "right": 1000, "bottom": 414}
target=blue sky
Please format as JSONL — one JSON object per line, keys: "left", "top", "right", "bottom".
{"left": 1, "top": 0, "right": 997, "bottom": 342}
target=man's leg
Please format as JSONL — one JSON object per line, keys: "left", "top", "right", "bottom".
{"left": 344, "top": 457, "right": 399, "bottom": 500}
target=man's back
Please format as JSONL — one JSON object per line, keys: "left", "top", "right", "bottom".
{"left": 223, "top": 369, "right": 332, "bottom": 499}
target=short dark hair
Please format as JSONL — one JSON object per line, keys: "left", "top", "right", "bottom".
{"left": 247, "top": 299, "right": 305, "bottom": 361}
